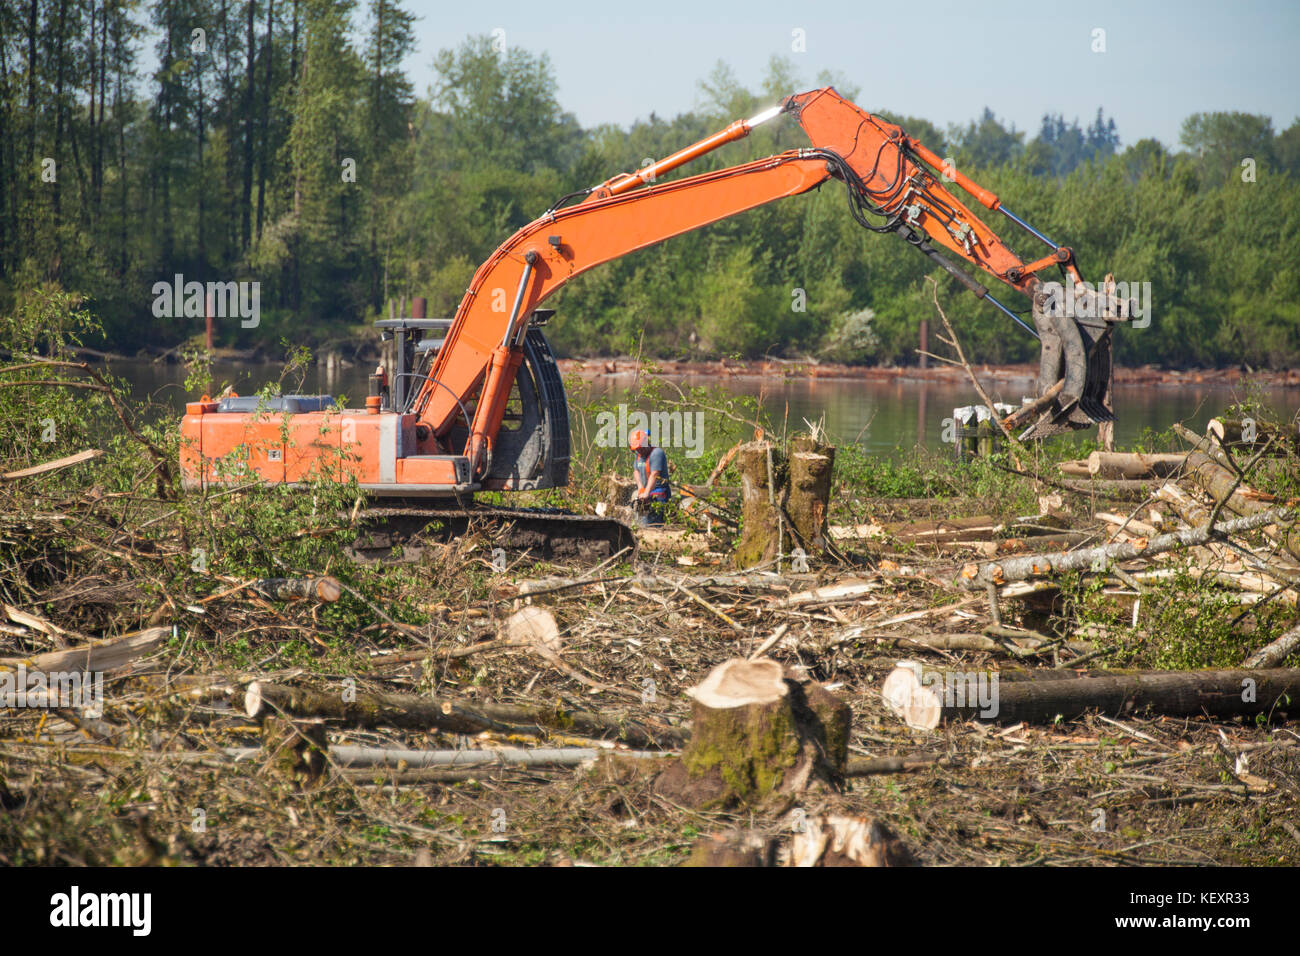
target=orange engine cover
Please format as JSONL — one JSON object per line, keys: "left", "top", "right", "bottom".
{"left": 180, "top": 402, "right": 471, "bottom": 493}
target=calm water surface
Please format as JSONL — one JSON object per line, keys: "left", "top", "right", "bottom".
{"left": 112, "top": 358, "right": 1299, "bottom": 457}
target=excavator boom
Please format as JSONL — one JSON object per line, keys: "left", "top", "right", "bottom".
{"left": 412, "top": 86, "right": 1126, "bottom": 469}
{"left": 181, "top": 87, "right": 1129, "bottom": 510}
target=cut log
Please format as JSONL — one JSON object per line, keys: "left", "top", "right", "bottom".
{"left": 330, "top": 744, "right": 669, "bottom": 769}
{"left": 1087, "top": 451, "right": 1186, "bottom": 479}
{"left": 1156, "top": 480, "right": 1211, "bottom": 528}
{"left": 499, "top": 606, "right": 563, "bottom": 657}
{"left": 885, "top": 514, "right": 1001, "bottom": 542}
{"left": 956, "top": 508, "right": 1291, "bottom": 589}
{"left": 882, "top": 664, "right": 1300, "bottom": 728}
{"left": 1179, "top": 452, "right": 1300, "bottom": 562}
{"left": 244, "top": 680, "right": 683, "bottom": 748}
{"left": 653, "top": 658, "right": 849, "bottom": 809}
{"left": 0, "top": 625, "right": 169, "bottom": 674}
{"left": 251, "top": 576, "right": 342, "bottom": 603}
{"left": 733, "top": 441, "right": 787, "bottom": 568}
{"left": 1059, "top": 478, "right": 1164, "bottom": 499}
{"left": 247, "top": 680, "right": 514, "bottom": 735}
{"left": 1208, "top": 417, "right": 1300, "bottom": 455}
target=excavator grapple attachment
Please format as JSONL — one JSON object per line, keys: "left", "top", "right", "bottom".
{"left": 1015, "top": 283, "right": 1123, "bottom": 441}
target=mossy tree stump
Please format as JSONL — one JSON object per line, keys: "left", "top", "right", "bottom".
{"left": 654, "top": 658, "right": 850, "bottom": 810}
{"left": 734, "top": 442, "right": 787, "bottom": 568}
{"left": 787, "top": 433, "right": 835, "bottom": 553}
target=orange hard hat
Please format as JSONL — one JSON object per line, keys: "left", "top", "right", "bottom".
{"left": 628, "top": 429, "right": 650, "bottom": 451}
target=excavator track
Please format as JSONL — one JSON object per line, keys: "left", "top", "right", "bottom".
{"left": 347, "top": 504, "right": 639, "bottom": 565}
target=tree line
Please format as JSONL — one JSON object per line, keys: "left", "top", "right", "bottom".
{"left": 2, "top": 5, "right": 1298, "bottom": 369}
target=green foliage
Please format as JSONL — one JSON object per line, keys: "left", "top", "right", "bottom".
{"left": 1, "top": 15, "right": 1298, "bottom": 370}
{"left": 1065, "top": 569, "right": 1298, "bottom": 671}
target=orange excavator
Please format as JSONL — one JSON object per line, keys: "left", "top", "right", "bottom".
{"left": 181, "top": 88, "right": 1132, "bottom": 557}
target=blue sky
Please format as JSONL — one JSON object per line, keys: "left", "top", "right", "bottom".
{"left": 400, "top": 0, "right": 1300, "bottom": 148}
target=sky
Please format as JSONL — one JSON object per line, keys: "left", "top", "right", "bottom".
{"left": 398, "top": 0, "right": 1300, "bottom": 149}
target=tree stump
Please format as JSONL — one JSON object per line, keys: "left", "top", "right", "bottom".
{"left": 653, "top": 658, "right": 849, "bottom": 810}
{"left": 733, "top": 442, "right": 787, "bottom": 568}
{"left": 600, "top": 472, "right": 637, "bottom": 509}
{"left": 597, "top": 472, "right": 639, "bottom": 523}
{"left": 788, "top": 814, "right": 913, "bottom": 867}
{"left": 261, "top": 715, "right": 328, "bottom": 788}
{"left": 786, "top": 434, "right": 835, "bottom": 552}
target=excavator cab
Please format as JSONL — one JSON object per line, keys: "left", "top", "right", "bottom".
{"left": 380, "top": 311, "right": 571, "bottom": 491}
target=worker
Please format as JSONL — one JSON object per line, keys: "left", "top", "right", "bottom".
{"left": 629, "top": 429, "right": 671, "bottom": 525}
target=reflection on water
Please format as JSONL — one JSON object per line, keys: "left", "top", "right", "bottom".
{"left": 112, "top": 358, "right": 1299, "bottom": 458}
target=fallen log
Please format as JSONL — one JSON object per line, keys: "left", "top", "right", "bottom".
{"left": 1172, "top": 423, "right": 1235, "bottom": 471}
{"left": 343, "top": 766, "right": 546, "bottom": 785}
{"left": 0, "top": 625, "right": 169, "bottom": 674}
{"left": 1244, "top": 624, "right": 1300, "bottom": 669}
{"left": 1, "top": 448, "right": 103, "bottom": 481}
{"left": 330, "top": 744, "right": 669, "bottom": 769}
{"left": 774, "top": 578, "right": 879, "bottom": 608}
{"left": 1178, "top": 451, "right": 1300, "bottom": 561}
{"left": 653, "top": 658, "right": 849, "bottom": 809}
{"left": 250, "top": 576, "right": 342, "bottom": 603}
{"left": 956, "top": 509, "right": 1291, "bottom": 589}
{"left": 244, "top": 680, "right": 682, "bottom": 748}
{"left": 1058, "top": 478, "right": 1164, "bottom": 499}
{"left": 1208, "top": 417, "right": 1300, "bottom": 455}
{"left": 1156, "top": 480, "right": 1211, "bottom": 528}
{"left": 246, "top": 681, "right": 510, "bottom": 735}
{"left": 881, "top": 663, "right": 1300, "bottom": 729}
{"left": 845, "top": 753, "right": 945, "bottom": 775}
{"left": 1087, "top": 451, "right": 1186, "bottom": 479}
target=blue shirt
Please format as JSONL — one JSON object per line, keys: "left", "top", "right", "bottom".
{"left": 634, "top": 447, "right": 671, "bottom": 498}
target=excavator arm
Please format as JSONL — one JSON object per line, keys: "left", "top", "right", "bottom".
{"left": 410, "top": 87, "right": 1129, "bottom": 475}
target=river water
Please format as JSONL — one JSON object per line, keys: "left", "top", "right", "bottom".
{"left": 111, "top": 358, "right": 1299, "bottom": 458}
